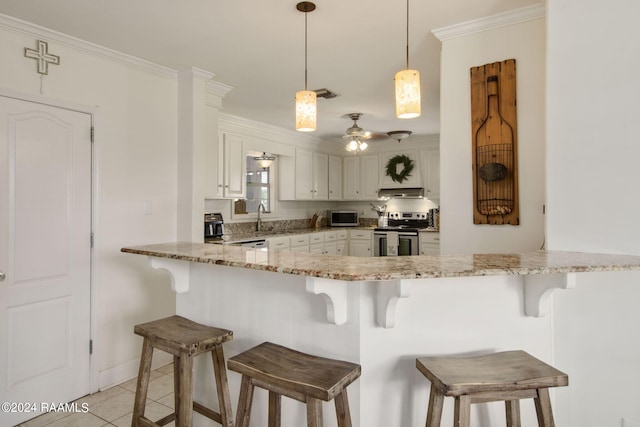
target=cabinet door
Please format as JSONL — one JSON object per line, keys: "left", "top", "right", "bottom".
{"left": 295, "top": 149, "right": 314, "bottom": 200}
{"left": 336, "top": 239, "right": 347, "bottom": 256}
{"left": 324, "top": 241, "right": 337, "bottom": 255}
{"left": 343, "top": 156, "right": 360, "bottom": 199}
{"left": 349, "top": 239, "right": 371, "bottom": 257}
{"left": 314, "top": 152, "right": 329, "bottom": 200}
{"left": 223, "top": 134, "right": 245, "bottom": 198}
{"left": 420, "top": 148, "right": 440, "bottom": 199}
{"left": 360, "top": 154, "right": 380, "bottom": 200}
{"left": 328, "top": 155, "right": 342, "bottom": 200}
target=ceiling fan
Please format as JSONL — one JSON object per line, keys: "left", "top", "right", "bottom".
{"left": 342, "top": 113, "right": 384, "bottom": 152}
{"left": 342, "top": 113, "right": 412, "bottom": 152}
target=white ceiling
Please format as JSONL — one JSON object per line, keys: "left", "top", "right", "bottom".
{"left": 0, "top": 0, "right": 540, "bottom": 144}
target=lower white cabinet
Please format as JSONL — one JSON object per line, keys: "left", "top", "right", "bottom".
{"left": 348, "top": 229, "right": 373, "bottom": 257}
{"left": 266, "top": 229, "right": 359, "bottom": 255}
{"left": 268, "top": 236, "right": 290, "bottom": 250}
{"left": 419, "top": 232, "right": 440, "bottom": 255}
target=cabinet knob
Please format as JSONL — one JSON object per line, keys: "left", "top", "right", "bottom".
{"left": 0, "top": 271, "right": 5, "bottom": 281}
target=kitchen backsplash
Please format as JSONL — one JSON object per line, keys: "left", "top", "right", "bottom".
{"left": 223, "top": 217, "right": 377, "bottom": 235}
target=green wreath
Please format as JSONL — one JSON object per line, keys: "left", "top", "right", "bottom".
{"left": 385, "top": 154, "right": 415, "bottom": 183}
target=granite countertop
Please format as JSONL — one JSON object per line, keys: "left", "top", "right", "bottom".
{"left": 121, "top": 242, "right": 640, "bottom": 281}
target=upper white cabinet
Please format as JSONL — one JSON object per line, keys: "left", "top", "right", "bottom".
{"left": 419, "top": 148, "right": 440, "bottom": 199}
{"left": 209, "top": 132, "right": 245, "bottom": 199}
{"left": 328, "top": 155, "right": 342, "bottom": 200}
{"left": 379, "top": 150, "right": 422, "bottom": 188}
{"left": 294, "top": 149, "right": 329, "bottom": 200}
{"left": 222, "top": 133, "right": 246, "bottom": 198}
{"left": 343, "top": 154, "right": 379, "bottom": 200}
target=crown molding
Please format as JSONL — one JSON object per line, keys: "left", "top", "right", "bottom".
{"left": 0, "top": 12, "right": 177, "bottom": 78}
{"left": 432, "top": 3, "right": 546, "bottom": 42}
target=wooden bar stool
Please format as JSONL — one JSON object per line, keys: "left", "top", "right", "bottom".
{"left": 228, "top": 342, "right": 361, "bottom": 427}
{"left": 416, "top": 350, "right": 568, "bottom": 427}
{"left": 131, "top": 315, "right": 234, "bottom": 427}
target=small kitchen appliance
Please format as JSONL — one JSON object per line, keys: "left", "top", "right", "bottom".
{"left": 330, "top": 210, "right": 359, "bottom": 227}
{"left": 204, "top": 212, "right": 224, "bottom": 241}
{"left": 373, "top": 211, "right": 430, "bottom": 256}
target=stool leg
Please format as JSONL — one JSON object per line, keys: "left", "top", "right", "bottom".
{"left": 505, "top": 400, "right": 521, "bottom": 427}
{"left": 334, "top": 390, "right": 352, "bottom": 427}
{"left": 425, "top": 384, "right": 444, "bottom": 427}
{"left": 131, "top": 338, "right": 153, "bottom": 427}
{"left": 534, "top": 388, "right": 555, "bottom": 427}
{"left": 211, "top": 345, "right": 234, "bottom": 427}
{"left": 306, "top": 398, "right": 323, "bottom": 427}
{"left": 268, "top": 391, "right": 281, "bottom": 427}
{"left": 235, "top": 375, "right": 255, "bottom": 427}
{"left": 454, "top": 395, "right": 471, "bottom": 427}
{"left": 175, "top": 353, "right": 194, "bottom": 427}
{"left": 173, "top": 355, "right": 180, "bottom": 420}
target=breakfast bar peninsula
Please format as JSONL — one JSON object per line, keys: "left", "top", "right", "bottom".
{"left": 122, "top": 242, "right": 640, "bottom": 426}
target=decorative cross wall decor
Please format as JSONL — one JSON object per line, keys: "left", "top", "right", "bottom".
{"left": 24, "top": 40, "right": 60, "bottom": 75}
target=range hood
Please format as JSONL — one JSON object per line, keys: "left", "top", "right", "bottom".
{"left": 378, "top": 187, "right": 425, "bottom": 199}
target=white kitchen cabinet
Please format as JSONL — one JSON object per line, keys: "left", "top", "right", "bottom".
{"left": 335, "top": 229, "right": 348, "bottom": 256}
{"left": 328, "top": 155, "right": 343, "bottom": 200}
{"left": 419, "top": 232, "right": 440, "bottom": 255}
{"left": 379, "top": 150, "right": 422, "bottom": 188}
{"left": 343, "top": 154, "right": 379, "bottom": 200}
{"left": 290, "top": 234, "right": 310, "bottom": 252}
{"left": 419, "top": 148, "right": 440, "bottom": 200}
{"left": 268, "top": 235, "right": 290, "bottom": 250}
{"left": 348, "top": 229, "right": 372, "bottom": 257}
{"left": 208, "top": 132, "right": 246, "bottom": 198}
{"left": 295, "top": 149, "right": 328, "bottom": 200}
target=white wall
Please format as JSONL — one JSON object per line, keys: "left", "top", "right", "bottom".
{"left": 546, "top": 0, "right": 640, "bottom": 425}
{"left": 436, "top": 10, "right": 546, "bottom": 254}
{"left": 0, "top": 16, "right": 177, "bottom": 389}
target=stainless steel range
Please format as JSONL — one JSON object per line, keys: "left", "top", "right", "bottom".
{"left": 373, "top": 212, "right": 429, "bottom": 256}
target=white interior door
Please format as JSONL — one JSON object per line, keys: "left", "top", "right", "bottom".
{"left": 0, "top": 96, "right": 92, "bottom": 426}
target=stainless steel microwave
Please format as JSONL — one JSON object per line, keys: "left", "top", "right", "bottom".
{"left": 330, "top": 210, "right": 359, "bottom": 227}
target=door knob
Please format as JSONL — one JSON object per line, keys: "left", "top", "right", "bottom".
{"left": 0, "top": 271, "right": 5, "bottom": 281}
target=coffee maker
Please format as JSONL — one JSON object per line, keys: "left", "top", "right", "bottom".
{"left": 204, "top": 212, "right": 224, "bottom": 241}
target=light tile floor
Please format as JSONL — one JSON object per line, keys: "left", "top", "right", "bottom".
{"left": 16, "top": 364, "right": 176, "bottom": 427}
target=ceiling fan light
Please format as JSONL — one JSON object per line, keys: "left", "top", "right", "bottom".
{"left": 346, "top": 139, "right": 359, "bottom": 152}
{"left": 359, "top": 140, "right": 368, "bottom": 150}
{"left": 395, "top": 69, "right": 421, "bottom": 119}
{"left": 296, "top": 90, "right": 317, "bottom": 132}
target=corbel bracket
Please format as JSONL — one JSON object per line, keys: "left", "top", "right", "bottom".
{"left": 148, "top": 257, "right": 190, "bottom": 293}
{"left": 305, "top": 277, "right": 348, "bottom": 325}
{"left": 523, "top": 273, "right": 576, "bottom": 317}
{"left": 375, "top": 280, "right": 411, "bottom": 328}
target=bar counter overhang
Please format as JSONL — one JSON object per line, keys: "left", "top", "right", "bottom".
{"left": 122, "top": 242, "right": 640, "bottom": 426}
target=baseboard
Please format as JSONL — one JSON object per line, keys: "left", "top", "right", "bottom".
{"left": 98, "top": 350, "right": 173, "bottom": 391}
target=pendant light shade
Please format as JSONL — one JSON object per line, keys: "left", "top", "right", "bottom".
{"left": 296, "top": 90, "right": 316, "bottom": 132}
{"left": 395, "top": 0, "right": 421, "bottom": 119}
{"left": 395, "top": 69, "right": 421, "bottom": 119}
{"left": 295, "top": 2, "right": 317, "bottom": 132}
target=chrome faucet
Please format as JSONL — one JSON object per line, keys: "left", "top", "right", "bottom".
{"left": 257, "top": 202, "right": 267, "bottom": 231}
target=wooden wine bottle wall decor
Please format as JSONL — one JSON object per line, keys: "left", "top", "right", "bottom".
{"left": 470, "top": 59, "right": 519, "bottom": 225}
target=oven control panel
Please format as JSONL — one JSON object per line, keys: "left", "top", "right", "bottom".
{"left": 387, "top": 211, "right": 428, "bottom": 220}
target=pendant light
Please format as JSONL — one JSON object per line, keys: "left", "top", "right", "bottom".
{"left": 395, "top": 0, "right": 421, "bottom": 119}
{"left": 296, "top": 2, "right": 317, "bottom": 132}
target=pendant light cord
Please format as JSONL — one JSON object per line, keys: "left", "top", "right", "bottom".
{"left": 304, "top": 10, "right": 308, "bottom": 91}
{"left": 405, "top": 0, "right": 410, "bottom": 70}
